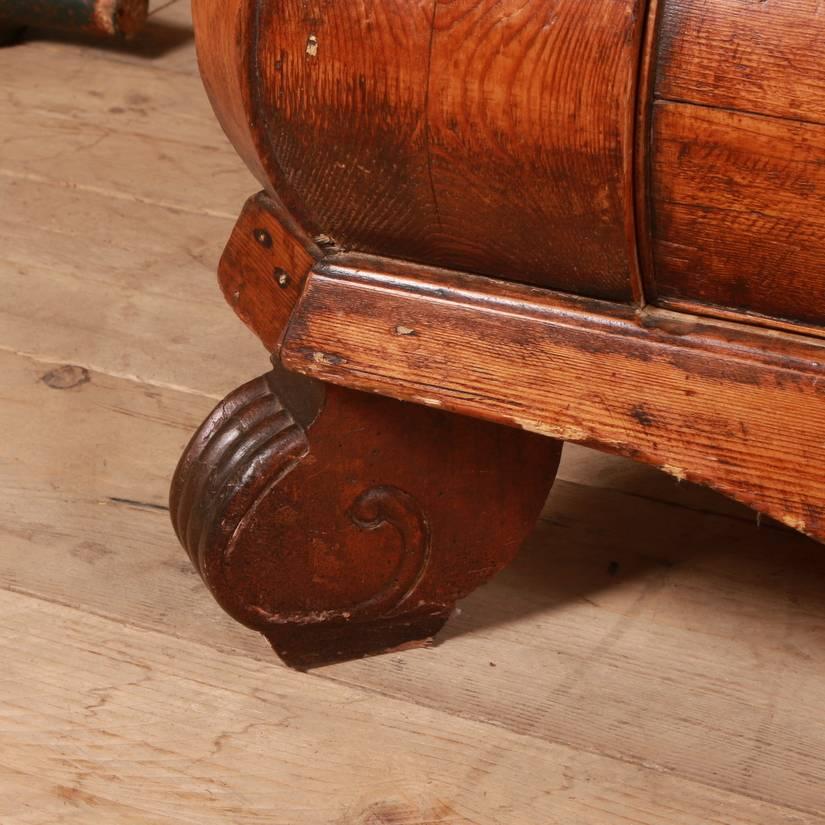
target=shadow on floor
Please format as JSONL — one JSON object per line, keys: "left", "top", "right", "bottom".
{"left": 14, "top": 16, "right": 193, "bottom": 60}
{"left": 440, "top": 456, "right": 825, "bottom": 644}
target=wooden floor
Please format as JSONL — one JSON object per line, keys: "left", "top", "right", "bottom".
{"left": 2, "top": 4, "right": 825, "bottom": 822}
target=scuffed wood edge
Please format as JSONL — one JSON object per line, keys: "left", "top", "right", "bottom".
{"left": 280, "top": 255, "right": 825, "bottom": 543}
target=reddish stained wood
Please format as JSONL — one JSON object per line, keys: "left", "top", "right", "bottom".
{"left": 650, "top": 102, "right": 825, "bottom": 327}
{"left": 171, "top": 363, "right": 560, "bottom": 668}
{"left": 646, "top": 0, "right": 825, "bottom": 327}
{"left": 182, "top": 0, "right": 825, "bottom": 671}
{"left": 217, "top": 192, "right": 320, "bottom": 352}
{"left": 196, "top": 0, "right": 644, "bottom": 301}
{"left": 656, "top": 0, "right": 825, "bottom": 125}
{"left": 421, "top": 0, "right": 644, "bottom": 300}
{"left": 251, "top": 0, "right": 437, "bottom": 265}
{"left": 280, "top": 257, "right": 825, "bottom": 543}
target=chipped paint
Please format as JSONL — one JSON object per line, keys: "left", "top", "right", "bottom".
{"left": 394, "top": 325, "right": 416, "bottom": 336}
{"left": 306, "top": 34, "right": 318, "bottom": 56}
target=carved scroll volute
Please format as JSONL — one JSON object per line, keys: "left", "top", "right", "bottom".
{"left": 216, "top": 482, "right": 432, "bottom": 628}
{"left": 172, "top": 366, "right": 561, "bottom": 663}
{"left": 347, "top": 486, "right": 432, "bottom": 615}
{"left": 171, "top": 371, "right": 443, "bottom": 632}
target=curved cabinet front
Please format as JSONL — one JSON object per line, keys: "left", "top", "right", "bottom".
{"left": 195, "top": 0, "right": 825, "bottom": 332}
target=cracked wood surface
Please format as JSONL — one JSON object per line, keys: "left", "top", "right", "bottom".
{"left": 3, "top": 1, "right": 825, "bottom": 822}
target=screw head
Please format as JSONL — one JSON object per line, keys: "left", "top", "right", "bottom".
{"left": 253, "top": 228, "right": 272, "bottom": 247}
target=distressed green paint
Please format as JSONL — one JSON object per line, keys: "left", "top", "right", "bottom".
{"left": 0, "top": 0, "right": 147, "bottom": 36}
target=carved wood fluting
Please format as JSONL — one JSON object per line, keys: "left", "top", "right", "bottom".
{"left": 171, "top": 364, "right": 560, "bottom": 669}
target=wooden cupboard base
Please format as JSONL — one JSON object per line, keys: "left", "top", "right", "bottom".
{"left": 282, "top": 255, "right": 825, "bottom": 544}
{"left": 170, "top": 192, "right": 825, "bottom": 667}
{"left": 170, "top": 362, "right": 560, "bottom": 669}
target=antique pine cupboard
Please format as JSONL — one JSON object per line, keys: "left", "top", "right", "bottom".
{"left": 171, "top": 0, "right": 825, "bottom": 668}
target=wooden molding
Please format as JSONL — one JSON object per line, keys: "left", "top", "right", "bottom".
{"left": 281, "top": 255, "right": 825, "bottom": 543}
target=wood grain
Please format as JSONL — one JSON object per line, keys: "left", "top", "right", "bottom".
{"left": 650, "top": 102, "right": 825, "bottom": 326}
{"left": 0, "top": 175, "right": 259, "bottom": 398}
{"left": 8, "top": 585, "right": 823, "bottom": 824}
{"left": 196, "top": 0, "right": 646, "bottom": 300}
{"left": 171, "top": 365, "right": 559, "bottom": 667}
{"left": 7, "top": 4, "right": 825, "bottom": 817}
{"left": 656, "top": 0, "right": 825, "bottom": 125}
{"left": 251, "top": 0, "right": 439, "bottom": 264}
{"left": 216, "top": 193, "right": 319, "bottom": 352}
{"left": 646, "top": 0, "right": 825, "bottom": 328}
{"left": 3, "top": 349, "right": 825, "bottom": 819}
{"left": 421, "top": 0, "right": 644, "bottom": 299}
{"left": 281, "top": 256, "right": 825, "bottom": 542}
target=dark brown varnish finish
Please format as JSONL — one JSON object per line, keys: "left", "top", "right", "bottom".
{"left": 172, "top": 365, "right": 560, "bottom": 669}
{"left": 176, "top": 0, "right": 825, "bottom": 667}
{"left": 172, "top": 197, "right": 561, "bottom": 667}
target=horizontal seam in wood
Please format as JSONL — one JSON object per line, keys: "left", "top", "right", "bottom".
{"left": 654, "top": 96, "right": 825, "bottom": 130}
